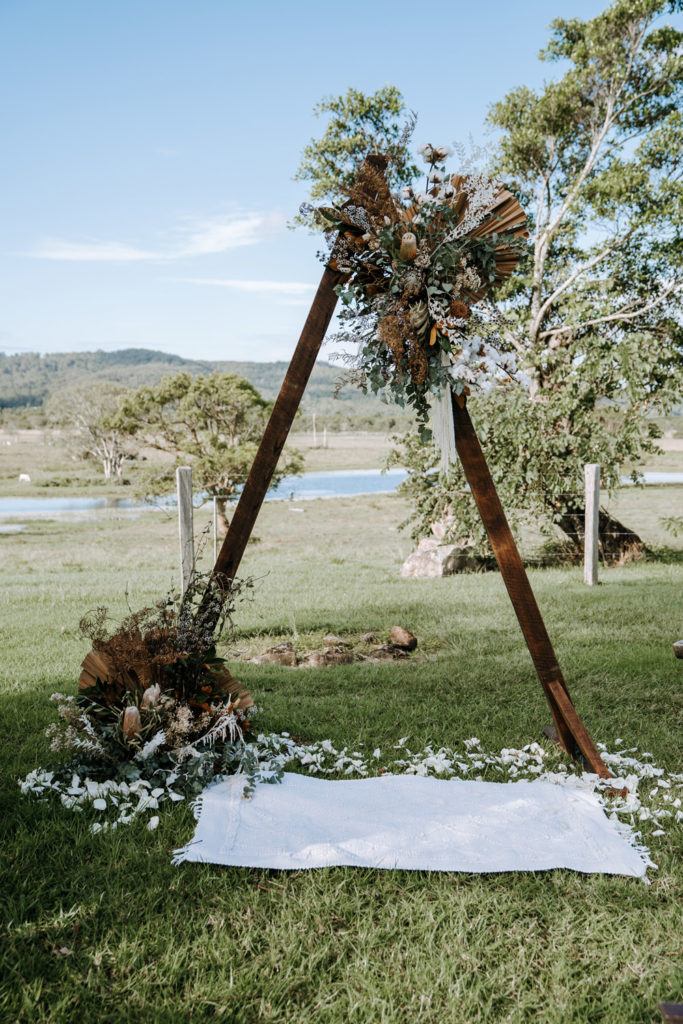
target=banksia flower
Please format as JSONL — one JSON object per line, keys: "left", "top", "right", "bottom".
{"left": 122, "top": 706, "right": 141, "bottom": 738}
{"left": 399, "top": 232, "right": 418, "bottom": 261}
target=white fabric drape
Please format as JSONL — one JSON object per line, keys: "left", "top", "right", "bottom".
{"left": 431, "top": 350, "right": 457, "bottom": 475}
{"left": 173, "top": 772, "right": 651, "bottom": 877}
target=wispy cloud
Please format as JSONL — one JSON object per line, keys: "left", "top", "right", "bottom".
{"left": 30, "top": 212, "right": 286, "bottom": 262}
{"left": 179, "top": 214, "right": 284, "bottom": 256}
{"left": 32, "top": 240, "right": 159, "bottom": 262}
{"left": 181, "top": 278, "right": 315, "bottom": 295}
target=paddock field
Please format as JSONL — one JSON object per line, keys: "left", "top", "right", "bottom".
{"left": 1, "top": 432, "right": 682, "bottom": 1023}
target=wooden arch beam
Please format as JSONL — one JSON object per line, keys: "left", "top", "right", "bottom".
{"left": 209, "top": 260, "right": 611, "bottom": 780}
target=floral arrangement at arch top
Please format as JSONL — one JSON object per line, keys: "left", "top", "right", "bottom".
{"left": 308, "top": 141, "right": 530, "bottom": 434}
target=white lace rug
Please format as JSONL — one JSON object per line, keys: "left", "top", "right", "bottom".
{"left": 173, "top": 772, "right": 650, "bottom": 876}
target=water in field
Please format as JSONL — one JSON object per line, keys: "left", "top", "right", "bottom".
{"left": 1, "top": 468, "right": 682, "bottom": 522}
{"left": 0, "top": 468, "right": 409, "bottom": 521}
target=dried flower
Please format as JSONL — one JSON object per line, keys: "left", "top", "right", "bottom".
{"left": 122, "top": 706, "right": 141, "bottom": 738}
{"left": 450, "top": 300, "right": 471, "bottom": 320}
{"left": 399, "top": 232, "right": 418, "bottom": 260}
{"left": 142, "top": 684, "right": 161, "bottom": 708}
{"left": 417, "top": 143, "right": 453, "bottom": 165}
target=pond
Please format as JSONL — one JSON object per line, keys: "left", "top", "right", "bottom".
{"left": 0, "top": 468, "right": 410, "bottom": 521}
{"left": 0, "top": 467, "right": 681, "bottom": 523}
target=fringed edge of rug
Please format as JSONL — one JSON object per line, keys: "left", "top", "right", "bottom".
{"left": 601, "top": 810, "right": 657, "bottom": 882}
{"left": 171, "top": 789, "right": 207, "bottom": 865}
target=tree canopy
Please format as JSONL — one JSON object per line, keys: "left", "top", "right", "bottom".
{"left": 293, "top": 86, "right": 419, "bottom": 229}
{"left": 386, "top": 0, "right": 683, "bottom": 559}
{"left": 118, "top": 372, "right": 303, "bottom": 530}
{"left": 47, "top": 382, "right": 134, "bottom": 481}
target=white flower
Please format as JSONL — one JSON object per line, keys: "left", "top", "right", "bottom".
{"left": 141, "top": 684, "right": 161, "bottom": 709}
{"left": 417, "top": 143, "right": 453, "bottom": 165}
{"left": 93, "top": 798, "right": 107, "bottom": 811}
{"left": 147, "top": 816, "right": 159, "bottom": 831}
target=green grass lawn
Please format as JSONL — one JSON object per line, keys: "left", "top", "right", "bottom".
{"left": 1, "top": 492, "right": 682, "bottom": 1023}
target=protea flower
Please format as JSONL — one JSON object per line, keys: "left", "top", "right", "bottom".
{"left": 122, "top": 706, "right": 141, "bottom": 738}
{"left": 141, "top": 684, "right": 161, "bottom": 709}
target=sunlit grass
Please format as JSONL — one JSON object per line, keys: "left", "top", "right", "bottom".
{"left": 1, "top": 493, "right": 682, "bottom": 1022}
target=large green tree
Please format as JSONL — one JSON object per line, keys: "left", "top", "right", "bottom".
{"left": 486, "top": 0, "right": 682, "bottom": 555}
{"left": 118, "top": 372, "right": 302, "bottom": 531}
{"left": 390, "top": 0, "right": 683, "bottom": 561}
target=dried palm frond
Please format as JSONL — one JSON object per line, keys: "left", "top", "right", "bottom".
{"left": 401, "top": 174, "right": 528, "bottom": 302}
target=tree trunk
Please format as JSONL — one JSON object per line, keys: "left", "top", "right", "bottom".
{"left": 558, "top": 506, "right": 647, "bottom": 565}
{"left": 215, "top": 496, "right": 230, "bottom": 535}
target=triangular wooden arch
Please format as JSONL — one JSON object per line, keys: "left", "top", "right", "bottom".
{"left": 210, "top": 265, "right": 612, "bottom": 780}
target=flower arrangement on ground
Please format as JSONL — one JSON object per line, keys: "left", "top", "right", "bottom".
{"left": 308, "top": 139, "right": 529, "bottom": 445}
{"left": 20, "top": 574, "right": 279, "bottom": 832}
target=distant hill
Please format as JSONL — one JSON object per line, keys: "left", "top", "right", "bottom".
{"left": 0, "top": 348, "right": 411, "bottom": 430}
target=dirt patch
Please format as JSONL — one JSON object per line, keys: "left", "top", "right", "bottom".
{"left": 243, "top": 628, "right": 419, "bottom": 668}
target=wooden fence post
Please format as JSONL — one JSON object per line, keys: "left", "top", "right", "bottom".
{"left": 176, "top": 466, "right": 194, "bottom": 595}
{"left": 584, "top": 464, "right": 600, "bottom": 586}
{"left": 213, "top": 496, "right": 218, "bottom": 565}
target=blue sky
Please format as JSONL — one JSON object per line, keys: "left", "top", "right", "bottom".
{"left": 1, "top": 0, "right": 624, "bottom": 362}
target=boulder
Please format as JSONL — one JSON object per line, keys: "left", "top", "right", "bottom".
{"left": 322, "top": 634, "right": 349, "bottom": 647}
{"left": 400, "top": 538, "right": 485, "bottom": 577}
{"left": 390, "top": 626, "right": 418, "bottom": 651}
{"left": 250, "top": 642, "right": 297, "bottom": 667}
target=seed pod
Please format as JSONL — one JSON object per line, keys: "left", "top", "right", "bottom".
{"left": 399, "top": 232, "right": 418, "bottom": 260}
{"left": 122, "top": 706, "right": 141, "bottom": 738}
{"left": 450, "top": 299, "right": 472, "bottom": 320}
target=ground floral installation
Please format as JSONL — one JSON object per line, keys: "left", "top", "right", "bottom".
{"left": 17, "top": 573, "right": 279, "bottom": 833}
{"left": 307, "top": 137, "right": 529, "bottom": 463}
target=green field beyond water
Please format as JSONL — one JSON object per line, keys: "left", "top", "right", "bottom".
{"left": 1, "top": 488, "right": 682, "bottom": 1022}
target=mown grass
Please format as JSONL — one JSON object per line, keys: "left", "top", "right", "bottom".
{"left": 1, "top": 492, "right": 682, "bottom": 1023}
